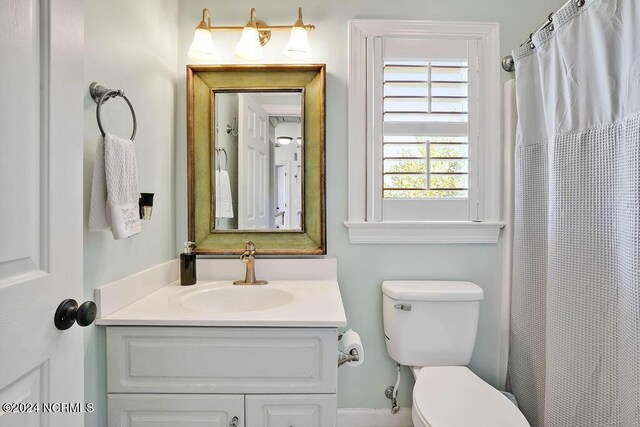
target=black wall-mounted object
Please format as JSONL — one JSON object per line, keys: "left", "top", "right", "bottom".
{"left": 54, "top": 299, "right": 97, "bottom": 330}
{"left": 139, "top": 193, "right": 154, "bottom": 220}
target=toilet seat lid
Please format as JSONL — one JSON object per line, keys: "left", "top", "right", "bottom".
{"left": 413, "top": 366, "right": 530, "bottom": 427}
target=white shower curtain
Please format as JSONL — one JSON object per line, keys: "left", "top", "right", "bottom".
{"left": 509, "top": 0, "right": 640, "bottom": 426}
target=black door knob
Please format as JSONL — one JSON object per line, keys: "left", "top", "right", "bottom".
{"left": 54, "top": 299, "right": 97, "bottom": 330}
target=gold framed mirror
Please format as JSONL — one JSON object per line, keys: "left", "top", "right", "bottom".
{"left": 187, "top": 64, "right": 326, "bottom": 255}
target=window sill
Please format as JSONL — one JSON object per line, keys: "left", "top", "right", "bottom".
{"left": 343, "top": 221, "right": 505, "bottom": 244}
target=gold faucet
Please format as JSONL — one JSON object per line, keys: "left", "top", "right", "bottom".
{"left": 233, "top": 241, "right": 268, "bottom": 285}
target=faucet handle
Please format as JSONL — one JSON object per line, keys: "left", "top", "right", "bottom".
{"left": 244, "top": 241, "right": 256, "bottom": 254}
{"left": 234, "top": 241, "right": 267, "bottom": 285}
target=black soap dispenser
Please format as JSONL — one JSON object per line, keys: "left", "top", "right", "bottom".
{"left": 180, "top": 241, "right": 197, "bottom": 286}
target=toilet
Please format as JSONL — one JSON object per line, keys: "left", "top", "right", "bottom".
{"left": 382, "top": 281, "right": 530, "bottom": 427}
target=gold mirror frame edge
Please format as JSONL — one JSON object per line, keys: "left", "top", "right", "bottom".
{"left": 187, "top": 64, "right": 326, "bottom": 255}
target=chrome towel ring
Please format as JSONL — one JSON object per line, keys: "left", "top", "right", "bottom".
{"left": 89, "top": 82, "right": 137, "bottom": 141}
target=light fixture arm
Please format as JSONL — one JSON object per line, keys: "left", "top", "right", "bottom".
{"left": 293, "top": 7, "right": 305, "bottom": 28}
{"left": 202, "top": 8, "right": 211, "bottom": 27}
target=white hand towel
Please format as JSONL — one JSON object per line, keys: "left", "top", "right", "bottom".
{"left": 89, "top": 136, "right": 109, "bottom": 231}
{"left": 215, "top": 170, "right": 234, "bottom": 218}
{"left": 89, "top": 133, "right": 141, "bottom": 239}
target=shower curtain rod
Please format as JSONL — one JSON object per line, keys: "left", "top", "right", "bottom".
{"left": 501, "top": 0, "right": 586, "bottom": 72}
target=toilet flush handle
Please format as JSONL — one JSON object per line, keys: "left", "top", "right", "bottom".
{"left": 394, "top": 304, "right": 412, "bottom": 311}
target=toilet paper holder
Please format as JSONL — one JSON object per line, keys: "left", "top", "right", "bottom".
{"left": 338, "top": 329, "right": 363, "bottom": 367}
{"left": 338, "top": 348, "right": 360, "bottom": 367}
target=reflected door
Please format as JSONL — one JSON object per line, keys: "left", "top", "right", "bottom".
{"left": 237, "top": 94, "right": 271, "bottom": 229}
{"left": 0, "top": 1, "right": 84, "bottom": 426}
{"left": 274, "top": 163, "right": 291, "bottom": 229}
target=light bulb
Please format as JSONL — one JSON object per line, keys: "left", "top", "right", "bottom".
{"left": 235, "top": 26, "right": 263, "bottom": 61}
{"left": 284, "top": 26, "right": 311, "bottom": 59}
{"left": 188, "top": 28, "right": 216, "bottom": 61}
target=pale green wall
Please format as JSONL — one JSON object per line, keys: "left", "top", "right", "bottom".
{"left": 175, "top": 0, "right": 566, "bottom": 410}
{"left": 80, "top": 0, "right": 569, "bottom": 424}
{"left": 82, "top": 1, "right": 178, "bottom": 425}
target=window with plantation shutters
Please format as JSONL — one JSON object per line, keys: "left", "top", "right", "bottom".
{"left": 346, "top": 20, "right": 502, "bottom": 243}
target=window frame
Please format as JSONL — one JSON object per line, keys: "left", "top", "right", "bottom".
{"left": 345, "top": 19, "right": 504, "bottom": 244}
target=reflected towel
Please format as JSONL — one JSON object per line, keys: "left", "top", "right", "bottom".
{"left": 89, "top": 133, "right": 141, "bottom": 239}
{"left": 215, "top": 170, "right": 234, "bottom": 218}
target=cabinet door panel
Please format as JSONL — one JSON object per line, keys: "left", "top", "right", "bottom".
{"left": 246, "top": 394, "right": 336, "bottom": 427}
{"left": 108, "top": 394, "right": 244, "bottom": 427}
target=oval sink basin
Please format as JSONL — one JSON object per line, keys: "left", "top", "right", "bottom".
{"left": 176, "top": 286, "right": 294, "bottom": 313}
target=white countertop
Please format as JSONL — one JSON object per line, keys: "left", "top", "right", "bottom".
{"left": 96, "top": 279, "right": 347, "bottom": 327}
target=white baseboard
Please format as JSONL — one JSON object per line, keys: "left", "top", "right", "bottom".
{"left": 338, "top": 408, "right": 413, "bottom": 427}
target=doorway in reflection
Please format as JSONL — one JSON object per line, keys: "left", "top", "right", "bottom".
{"left": 213, "top": 91, "right": 303, "bottom": 231}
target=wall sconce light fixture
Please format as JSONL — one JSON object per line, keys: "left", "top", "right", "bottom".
{"left": 188, "top": 11, "right": 216, "bottom": 61}
{"left": 188, "top": 7, "right": 315, "bottom": 61}
{"left": 276, "top": 136, "right": 294, "bottom": 146}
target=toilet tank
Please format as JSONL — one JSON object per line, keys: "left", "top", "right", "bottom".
{"left": 382, "top": 281, "right": 484, "bottom": 367}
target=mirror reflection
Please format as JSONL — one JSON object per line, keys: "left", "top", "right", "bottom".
{"left": 213, "top": 91, "right": 303, "bottom": 231}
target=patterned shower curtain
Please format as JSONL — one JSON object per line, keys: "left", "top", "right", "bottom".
{"left": 508, "top": 0, "right": 640, "bottom": 426}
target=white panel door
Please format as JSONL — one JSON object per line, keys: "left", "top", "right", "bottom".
{"left": 108, "top": 394, "right": 245, "bottom": 427}
{"left": 0, "top": 1, "right": 84, "bottom": 426}
{"left": 237, "top": 94, "right": 270, "bottom": 229}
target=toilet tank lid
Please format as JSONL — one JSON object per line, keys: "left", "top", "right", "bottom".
{"left": 382, "top": 281, "right": 484, "bottom": 301}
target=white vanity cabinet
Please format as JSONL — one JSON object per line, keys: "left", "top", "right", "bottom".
{"left": 106, "top": 326, "right": 339, "bottom": 427}
{"left": 97, "top": 260, "right": 348, "bottom": 427}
